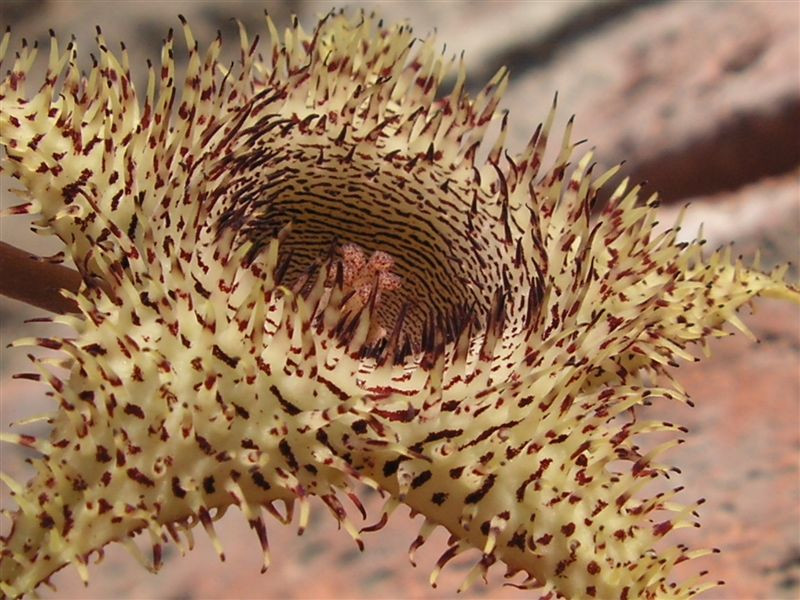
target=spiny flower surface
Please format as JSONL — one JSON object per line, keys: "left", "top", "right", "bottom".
{"left": 1, "top": 12, "right": 798, "bottom": 600}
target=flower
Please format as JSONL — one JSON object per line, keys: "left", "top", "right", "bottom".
{"left": 0, "top": 11, "right": 798, "bottom": 600}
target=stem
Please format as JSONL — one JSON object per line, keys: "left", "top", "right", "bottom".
{"left": 0, "top": 241, "right": 81, "bottom": 314}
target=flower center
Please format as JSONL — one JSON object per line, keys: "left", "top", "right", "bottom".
{"left": 210, "top": 105, "right": 522, "bottom": 357}
{"left": 334, "top": 243, "right": 403, "bottom": 307}
{"left": 326, "top": 242, "right": 404, "bottom": 346}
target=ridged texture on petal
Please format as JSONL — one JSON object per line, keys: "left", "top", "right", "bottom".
{"left": 1, "top": 12, "right": 798, "bottom": 600}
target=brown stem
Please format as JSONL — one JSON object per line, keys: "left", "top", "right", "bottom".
{"left": 0, "top": 241, "right": 81, "bottom": 314}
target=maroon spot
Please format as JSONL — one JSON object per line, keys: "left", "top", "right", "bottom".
{"left": 61, "top": 506, "right": 74, "bottom": 537}
{"left": 212, "top": 344, "right": 239, "bottom": 369}
{"left": 84, "top": 343, "right": 106, "bottom": 356}
{"left": 278, "top": 439, "right": 299, "bottom": 471}
{"left": 203, "top": 475, "right": 216, "bottom": 495}
{"left": 518, "top": 395, "right": 534, "bottom": 408}
{"left": 587, "top": 561, "right": 600, "bottom": 575}
{"left": 449, "top": 466, "right": 465, "bottom": 479}
{"left": 196, "top": 435, "right": 214, "bottom": 455}
{"left": 592, "top": 500, "right": 608, "bottom": 516}
{"left": 171, "top": 476, "right": 187, "bottom": 498}
{"left": 561, "top": 522, "right": 576, "bottom": 537}
{"left": 554, "top": 560, "right": 569, "bottom": 576}
{"left": 251, "top": 470, "right": 271, "bottom": 491}
{"left": 124, "top": 403, "right": 145, "bottom": 419}
{"left": 431, "top": 492, "right": 448, "bottom": 506}
{"left": 508, "top": 530, "right": 526, "bottom": 550}
{"left": 270, "top": 384, "right": 301, "bottom": 415}
{"left": 318, "top": 376, "right": 350, "bottom": 402}
{"left": 232, "top": 403, "right": 249, "bottom": 419}
{"left": 653, "top": 520, "right": 673, "bottom": 536}
{"left": 411, "top": 470, "right": 432, "bottom": 489}
{"left": 38, "top": 511, "right": 55, "bottom": 529}
{"left": 570, "top": 441, "right": 591, "bottom": 460}
{"left": 421, "top": 429, "right": 464, "bottom": 445}
{"left": 94, "top": 445, "right": 112, "bottom": 463}
{"left": 465, "top": 474, "right": 496, "bottom": 504}
{"left": 127, "top": 468, "right": 155, "bottom": 487}
{"left": 383, "top": 456, "right": 408, "bottom": 477}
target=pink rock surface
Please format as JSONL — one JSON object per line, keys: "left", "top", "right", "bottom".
{"left": 501, "top": 0, "right": 800, "bottom": 201}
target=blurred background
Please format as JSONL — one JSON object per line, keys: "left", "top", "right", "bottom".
{"left": 1, "top": 1, "right": 798, "bottom": 598}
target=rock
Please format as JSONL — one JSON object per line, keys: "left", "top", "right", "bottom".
{"left": 656, "top": 170, "right": 800, "bottom": 279}
{"left": 500, "top": 0, "right": 800, "bottom": 201}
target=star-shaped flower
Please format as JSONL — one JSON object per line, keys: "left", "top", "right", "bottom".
{"left": 0, "top": 11, "right": 797, "bottom": 600}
